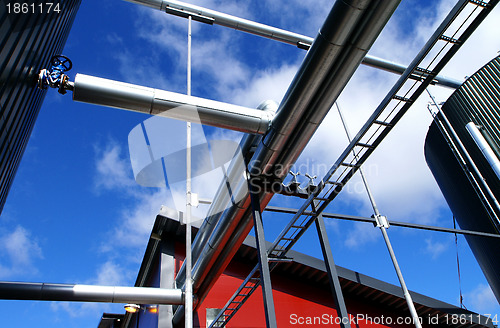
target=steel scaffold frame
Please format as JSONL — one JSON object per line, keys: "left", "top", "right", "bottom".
{"left": 208, "top": 1, "right": 499, "bottom": 327}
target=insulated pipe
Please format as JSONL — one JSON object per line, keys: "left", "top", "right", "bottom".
{"left": 123, "top": 0, "right": 462, "bottom": 89}
{"left": 0, "top": 282, "right": 184, "bottom": 305}
{"left": 72, "top": 74, "right": 274, "bottom": 135}
{"left": 174, "top": 0, "right": 402, "bottom": 324}
{"left": 175, "top": 0, "right": 373, "bottom": 289}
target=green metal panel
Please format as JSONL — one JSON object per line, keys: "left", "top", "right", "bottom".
{"left": 425, "top": 55, "right": 500, "bottom": 303}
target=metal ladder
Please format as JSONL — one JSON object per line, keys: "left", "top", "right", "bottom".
{"left": 208, "top": 1, "right": 498, "bottom": 327}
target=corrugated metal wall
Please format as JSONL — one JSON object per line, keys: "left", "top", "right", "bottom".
{"left": 443, "top": 56, "right": 500, "bottom": 202}
{"left": 424, "top": 55, "right": 500, "bottom": 303}
{"left": 0, "top": 0, "right": 81, "bottom": 213}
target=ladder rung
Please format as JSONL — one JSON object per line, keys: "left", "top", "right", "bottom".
{"left": 392, "top": 95, "right": 413, "bottom": 103}
{"left": 374, "top": 120, "right": 392, "bottom": 127}
{"left": 341, "top": 162, "right": 358, "bottom": 168}
{"left": 325, "top": 181, "right": 342, "bottom": 185}
{"left": 314, "top": 197, "right": 330, "bottom": 201}
{"left": 355, "top": 142, "right": 374, "bottom": 149}
{"left": 469, "top": 0, "right": 488, "bottom": 7}
{"left": 290, "top": 225, "right": 305, "bottom": 229}
{"left": 414, "top": 67, "right": 434, "bottom": 75}
{"left": 439, "top": 35, "right": 461, "bottom": 44}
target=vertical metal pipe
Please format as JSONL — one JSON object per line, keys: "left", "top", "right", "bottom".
{"left": 336, "top": 103, "right": 422, "bottom": 328}
{"left": 427, "top": 90, "right": 500, "bottom": 230}
{"left": 185, "top": 15, "right": 193, "bottom": 328}
{"left": 465, "top": 122, "right": 500, "bottom": 181}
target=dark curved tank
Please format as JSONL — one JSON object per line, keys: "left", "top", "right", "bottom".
{"left": 0, "top": 0, "right": 81, "bottom": 213}
{"left": 424, "top": 56, "right": 500, "bottom": 303}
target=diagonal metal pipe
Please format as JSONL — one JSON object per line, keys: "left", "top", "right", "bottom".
{"left": 0, "top": 281, "right": 184, "bottom": 304}
{"left": 173, "top": 0, "right": 401, "bottom": 324}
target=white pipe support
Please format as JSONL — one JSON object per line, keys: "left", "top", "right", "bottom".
{"left": 72, "top": 74, "right": 274, "bottom": 135}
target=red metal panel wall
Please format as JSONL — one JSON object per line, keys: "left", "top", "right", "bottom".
{"left": 175, "top": 241, "right": 429, "bottom": 328}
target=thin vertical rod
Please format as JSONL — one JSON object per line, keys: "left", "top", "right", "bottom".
{"left": 336, "top": 103, "right": 422, "bottom": 328}
{"left": 313, "top": 204, "right": 351, "bottom": 328}
{"left": 185, "top": 15, "right": 193, "bottom": 328}
{"left": 249, "top": 179, "right": 277, "bottom": 328}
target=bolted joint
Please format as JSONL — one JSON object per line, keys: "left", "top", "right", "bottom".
{"left": 372, "top": 214, "right": 390, "bottom": 229}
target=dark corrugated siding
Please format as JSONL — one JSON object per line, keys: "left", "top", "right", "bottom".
{"left": 0, "top": 0, "right": 81, "bottom": 213}
{"left": 424, "top": 56, "right": 500, "bottom": 303}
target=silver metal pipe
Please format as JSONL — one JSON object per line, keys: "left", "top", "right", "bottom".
{"left": 185, "top": 15, "right": 193, "bottom": 328}
{"left": 72, "top": 74, "right": 274, "bottom": 134}
{"left": 123, "top": 0, "right": 461, "bottom": 89}
{"left": 336, "top": 102, "right": 421, "bottom": 328}
{"left": 173, "top": 0, "right": 401, "bottom": 323}
{"left": 466, "top": 122, "right": 500, "bottom": 181}
{"left": 124, "top": 0, "right": 165, "bottom": 10}
{"left": 0, "top": 282, "right": 184, "bottom": 305}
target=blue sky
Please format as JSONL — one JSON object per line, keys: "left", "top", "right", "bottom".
{"left": 1, "top": 0, "right": 500, "bottom": 327}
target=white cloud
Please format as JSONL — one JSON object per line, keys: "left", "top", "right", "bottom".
{"left": 109, "top": 189, "right": 170, "bottom": 254}
{"left": 344, "top": 222, "right": 379, "bottom": 249}
{"left": 464, "top": 284, "right": 499, "bottom": 315}
{"left": 228, "top": 64, "right": 299, "bottom": 108}
{"left": 0, "top": 226, "right": 43, "bottom": 278}
{"left": 424, "top": 238, "right": 448, "bottom": 260}
{"left": 94, "top": 141, "right": 136, "bottom": 192}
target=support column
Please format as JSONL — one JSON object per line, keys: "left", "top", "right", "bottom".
{"left": 249, "top": 179, "right": 277, "bottom": 328}
{"left": 159, "top": 238, "right": 176, "bottom": 328}
{"left": 313, "top": 203, "right": 351, "bottom": 328}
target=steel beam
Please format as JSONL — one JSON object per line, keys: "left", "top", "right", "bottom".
{"left": 314, "top": 206, "right": 351, "bottom": 328}
{"left": 265, "top": 206, "right": 500, "bottom": 239}
{"left": 249, "top": 180, "right": 277, "bottom": 328}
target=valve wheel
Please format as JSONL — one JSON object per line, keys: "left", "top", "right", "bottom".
{"left": 50, "top": 55, "right": 72, "bottom": 72}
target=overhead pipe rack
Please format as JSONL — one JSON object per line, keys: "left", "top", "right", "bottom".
{"left": 124, "top": 0, "right": 462, "bottom": 89}
{"left": 173, "top": 0, "right": 403, "bottom": 325}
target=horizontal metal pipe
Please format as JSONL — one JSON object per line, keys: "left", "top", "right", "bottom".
{"left": 265, "top": 206, "right": 500, "bottom": 239}
{"left": 72, "top": 74, "right": 274, "bottom": 134}
{"left": 0, "top": 282, "right": 184, "bottom": 305}
{"left": 123, "top": 0, "right": 462, "bottom": 89}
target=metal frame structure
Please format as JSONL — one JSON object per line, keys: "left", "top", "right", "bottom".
{"left": 2, "top": 0, "right": 498, "bottom": 327}
{"left": 202, "top": 0, "right": 499, "bottom": 326}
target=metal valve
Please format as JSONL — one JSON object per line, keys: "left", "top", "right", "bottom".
{"left": 304, "top": 173, "right": 318, "bottom": 194}
{"left": 38, "top": 55, "right": 74, "bottom": 94}
{"left": 286, "top": 171, "right": 301, "bottom": 192}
